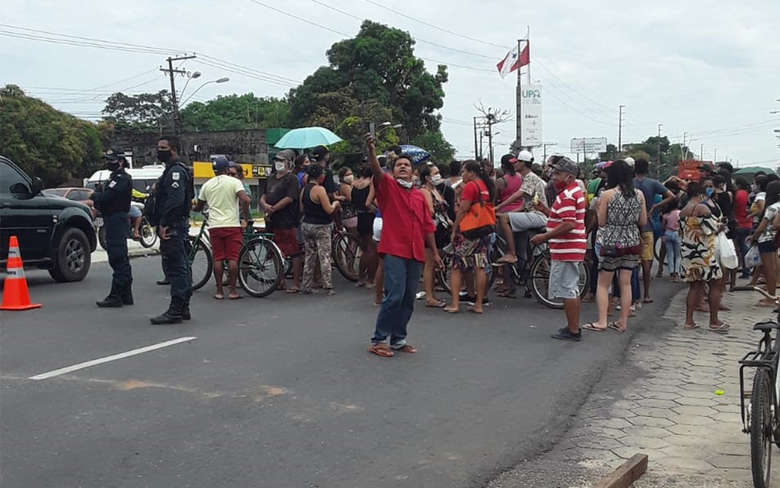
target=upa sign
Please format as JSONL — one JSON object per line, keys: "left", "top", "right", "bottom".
{"left": 520, "top": 84, "right": 543, "bottom": 147}
{"left": 570, "top": 137, "right": 608, "bottom": 154}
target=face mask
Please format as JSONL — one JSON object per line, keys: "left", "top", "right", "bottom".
{"left": 553, "top": 179, "right": 569, "bottom": 192}
{"left": 343, "top": 175, "right": 354, "bottom": 184}
{"left": 752, "top": 184, "right": 758, "bottom": 193}
{"left": 398, "top": 179, "right": 413, "bottom": 189}
{"left": 274, "top": 161, "right": 286, "bottom": 172}
{"left": 157, "top": 149, "right": 171, "bottom": 163}
{"left": 105, "top": 161, "right": 121, "bottom": 172}
{"left": 431, "top": 174, "right": 443, "bottom": 185}
{"left": 705, "top": 187, "right": 714, "bottom": 197}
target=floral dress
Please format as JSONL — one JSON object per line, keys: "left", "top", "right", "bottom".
{"left": 680, "top": 204, "right": 722, "bottom": 282}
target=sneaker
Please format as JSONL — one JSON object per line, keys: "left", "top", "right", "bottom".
{"left": 551, "top": 327, "right": 582, "bottom": 342}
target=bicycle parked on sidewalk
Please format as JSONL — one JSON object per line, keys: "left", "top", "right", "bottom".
{"left": 739, "top": 287, "right": 780, "bottom": 488}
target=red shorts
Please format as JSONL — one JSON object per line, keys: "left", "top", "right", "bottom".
{"left": 273, "top": 228, "right": 301, "bottom": 257}
{"left": 209, "top": 227, "right": 242, "bottom": 261}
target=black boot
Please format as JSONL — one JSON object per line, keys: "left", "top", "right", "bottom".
{"left": 156, "top": 278, "right": 170, "bottom": 286}
{"left": 150, "top": 298, "right": 184, "bottom": 325}
{"left": 97, "top": 285, "right": 123, "bottom": 308}
{"left": 181, "top": 302, "right": 191, "bottom": 321}
{"left": 121, "top": 287, "right": 134, "bottom": 305}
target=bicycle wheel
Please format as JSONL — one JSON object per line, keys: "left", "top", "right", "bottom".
{"left": 333, "top": 232, "right": 361, "bottom": 282}
{"left": 238, "top": 237, "right": 282, "bottom": 297}
{"left": 653, "top": 236, "right": 666, "bottom": 266}
{"left": 187, "top": 236, "right": 213, "bottom": 291}
{"left": 530, "top": 254, "right": 561, "bottom": 309}
{"left": 750, "top": 368, "right": 773, "bottom": 488}
{"left": 435, "top": 252, "right": 453, "bottom": 293}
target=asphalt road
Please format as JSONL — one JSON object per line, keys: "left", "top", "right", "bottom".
{"left": 0, "top": 257, "right": 679, "bottom": 488}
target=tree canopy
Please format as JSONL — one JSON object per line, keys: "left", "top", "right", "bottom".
{"left": 0, "top": 85, "right": 102, "bottom": 186}
{"left": 180, "top": 94, "right": 289, "bottom": 132}
{"left": 288, "top": 20, "right": 451, "bottom": 160}
{"left": 102, "top": 90, "right": 172, "bottom": 131}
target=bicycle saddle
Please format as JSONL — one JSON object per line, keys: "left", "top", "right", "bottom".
{"left": 753, "top": 321, "right": 779, "bottom": 332}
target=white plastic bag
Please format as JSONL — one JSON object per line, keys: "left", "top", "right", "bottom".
{"left": 716, "top": 233, "right": 738, "bottom": 270}
{"left": 745, "top": 244, "right": 761, "bottom": 268}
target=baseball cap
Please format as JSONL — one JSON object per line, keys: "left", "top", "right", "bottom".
{"left": 624, "top": 156, "right": 635, "bottom": 167}
{"left": 550, "top": 156, "right": 578, "bottom": 175}
{"left": 500, "top": 154, "right": 518, "bottom": 166}
{"left": 213, "top": 156, "right": 230, "bottom": 172}
{"left": 311, "top": 145, "right": 329, "bottom": 160}
{"left": 275, "top": 149, "right": 296, "bottom": 162}
{"left": 517, "top": 150, "right": 533, "bottom": 162}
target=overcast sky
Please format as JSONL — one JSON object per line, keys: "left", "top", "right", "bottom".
{"left": 4, "top": 0, "right": 780, "bottom": 167}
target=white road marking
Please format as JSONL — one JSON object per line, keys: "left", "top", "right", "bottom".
{"left": 29, "top": 337, "right": 197, "bottom": 381}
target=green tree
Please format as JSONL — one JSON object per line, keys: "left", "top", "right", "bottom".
{"left": 411, "top": 130, "right": 454, "bottom": 164}
{"left": 288, "top": 20, "right": 451, "bottom": 157}
{"left": 180, "top": 94, "right": 290, "bottom": 131}
{"left": 0, "top": 85, "right": 102, "bottom": 186}
{"left": 102, "top": 90, "right": 172, "bottom": 131}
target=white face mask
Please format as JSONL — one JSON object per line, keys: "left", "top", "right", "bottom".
{"left": 397, "top": 179, "right": 413, "bottom": 189}
{"left": 431, "top": 174, "right": 443, "bottom": 184}
{"left": 343, "top": 175, "right": 354, "bottom": 184}
{"left": 274, "top": 161, "right": 286, "bottom": 172}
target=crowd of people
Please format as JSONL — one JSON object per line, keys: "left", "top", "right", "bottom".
{"left": 92, "top": 133, "right": 780, "bottom": 352}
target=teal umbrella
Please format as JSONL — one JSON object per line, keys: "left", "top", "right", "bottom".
{"left": 735, "top": 166, "right": 775, "bottom": 176}
{"left": 274, "top": 127, "right": 342, "bottom": 149}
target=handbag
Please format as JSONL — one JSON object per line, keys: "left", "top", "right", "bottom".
{"left": 460, "top": 181, "right": 495, "bottom": 239}
{"left": 715, "top": 232, "right": 738, "bottom": 269}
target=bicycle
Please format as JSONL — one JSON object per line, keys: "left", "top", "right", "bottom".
{"left": 739, "top": 288, "right": 780, "bottom": 488}
{"left": 237, "top": 223, "right": 285, "bottom": 298}
{"left": 186, "top": 217, "right": 213, "bottom": 291}
{"left": 332, "top": 225, "right": 362, "bottom": 282}
{"left": 488, "top": 230, "right": 590, "bottom": 309}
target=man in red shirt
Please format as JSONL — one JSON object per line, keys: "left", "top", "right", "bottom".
{"left": 365, "top": 134, "right": 442, "bottom": 357}
{"left": 531, "top": 156, "right": 586, "bottom": 341}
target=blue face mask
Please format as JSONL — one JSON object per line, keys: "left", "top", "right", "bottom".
{"left": 705, "top": 187, "right": 714, "bottom": 197}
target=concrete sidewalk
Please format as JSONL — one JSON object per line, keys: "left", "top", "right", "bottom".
{"left": 489, "top": 281, "right": 778, "bottom": 487}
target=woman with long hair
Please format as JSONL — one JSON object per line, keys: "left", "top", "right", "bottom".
{"left": 444, "top": 160, "right": 495, "bottom": 314}
{"left": 582, "top": 160, "right": 646, "bottom": 333}
{"left": 352, "top": 164, "right": 377, "bottom": 287}
{"left": 680, "top": 181, "right": 726, "bottom": 332}
{"left": 299, "top": 165, "right": 341, "bottom": 295}
{"left": 419, "top": 163, "right": 451, "bottom": 307}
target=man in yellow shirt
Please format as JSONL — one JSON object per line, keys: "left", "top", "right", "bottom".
{"left": 193, "top": 157, "right": 250, "bottom": 299}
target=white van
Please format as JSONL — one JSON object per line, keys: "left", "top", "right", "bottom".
{"left": 85, "top": 164, "right": 166, "bottom": 193}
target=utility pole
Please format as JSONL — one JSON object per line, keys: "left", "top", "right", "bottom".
{"left": 618, "top": 105, "right": 625, "bottom": 153}
{"left": 682, "top": 131, "right": 688, "bottom": 160}
{"left": 160, "top": 54, "right": 196, "bottom": 136}
{"left": 542, "top": 142, "right": 557, "bottom": 163}
{"left": 714, "top": 148, "right": 717, "bottom": 162}
{"left": 473, "top": 117, "right": 479, "bottom": 159}
{"left": 486, "top": 113, "right": 495, "bottom": 167}
{"left": 516, "top": 37, "right": 525, "bottom": 153}
{"left": 700, "top": 143, "right": 704, "bottom": 161}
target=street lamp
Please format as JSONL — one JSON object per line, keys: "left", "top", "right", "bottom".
{"left": 180, "top": 77, "right": 229, "bottom": 105}
{"left": 179, "top": 71, "right": 202, "bottom": 100}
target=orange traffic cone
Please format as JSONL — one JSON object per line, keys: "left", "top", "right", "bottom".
{"left": 1, "top": 236, "right": 41, "bottom": 311}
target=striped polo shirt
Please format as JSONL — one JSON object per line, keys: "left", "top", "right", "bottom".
{"left": 547, "top": 182, "right": 586, "bottom": 261}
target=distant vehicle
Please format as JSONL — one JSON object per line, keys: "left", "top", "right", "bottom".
{"left": 677, "top": 159, "right": 713, "bottom": 182}
{"left": 85, "top": 164, "right": 165, "bottom": 194}
{"left": 42, "top": 187, "right": 96, "bottom": 217}
{"left": 0, "top": 155, "right": 96, "bottom": 282}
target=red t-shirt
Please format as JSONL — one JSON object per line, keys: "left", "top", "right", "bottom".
{"left": 459, "top": 179, "right": 493, "bottom": 232}
{"left": 734, "top": 189, "right": 751, "bottom": 229}
{"left": 547, "top": 182, "right": 586, "bottom": 261}
{"left": 376, "top": 173, "right": 434, "bottom": 262}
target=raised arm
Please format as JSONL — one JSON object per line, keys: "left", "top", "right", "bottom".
{"left": 365, "top": 133, "right": 383, "bottom": 183}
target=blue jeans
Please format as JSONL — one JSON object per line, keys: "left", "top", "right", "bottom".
{"left": 372, "top": 254, "right": 423, "bottom": 347}
{"left": 160, "top": 220, "right": 192, "bottom": 304}
{"left": 631, "top": 268, "right": 640, "bottom": 302}
{"left": 664, "top": 230, "right": 681, "bottom": 275}
{"left": 105, "top": 212, "right": 132, "bottom": 291}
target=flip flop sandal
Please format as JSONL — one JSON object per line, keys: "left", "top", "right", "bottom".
{"left": 426, "top": 300, "right": 447, "bottom": 308}
{"left": 443, "top": 306, "right": 459, "bottom": 313}
{"left": 228, "top": 295, "right": 242, "bottom": 300}
{"left": 392, "top": 344, "right": 417, "bottom": 353}
{"left": 683, "top": 323, "right": 700, "bottom": 330}
{"left": 643, "top": 298, "right": 654, "bottom": 303}
{"left": 467, "top": 306, "right": 483, "bottom": 314}
{"left": 582, "top": 322, "right": 606, "bottom": 332}
{"left": 369, "top": 344, "right": 394, "bottom": 357}
{"left": 214, "top": 294, "right": 225, "bottom": 300}
{"left": 608, "top": 322, "right": 626, "bottom": 333}
{"left": 285, "top": 288, "right": 300, "bottom": 294}
{"left": 708, "top": 323, "right": 729, "bottom": 334}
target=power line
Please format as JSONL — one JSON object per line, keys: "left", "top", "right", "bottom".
{"left": 360, "top": 0, "right": 508, "bottom": 49}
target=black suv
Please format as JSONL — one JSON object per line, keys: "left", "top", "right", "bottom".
{"left": 0, "top": 156, "right": 96, "bottom": 281}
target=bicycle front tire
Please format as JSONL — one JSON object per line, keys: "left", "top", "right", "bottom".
{"left": 751, "top": 368, "right": 773, "bottom": 488}
{"left": 333, "top": 232, "right": 361, "bottom": 282}
{"left": 238, "top": 237, "right": 282, "bottom": 298}
{"left": 187, "top": 236, "right": 213, "bottom": 291}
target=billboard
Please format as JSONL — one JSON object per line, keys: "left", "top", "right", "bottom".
{"left": 520, "top": 84, "right": 543, "bottom": 147}
{"left": 570, "top": 137, "right": 608, "bottom": 154}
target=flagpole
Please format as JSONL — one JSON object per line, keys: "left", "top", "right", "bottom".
{"left": 516, "top": 38, "right": 523, "bottom": 153}
{"left": 526, "top": 25, "right": 531, "bottom": 85}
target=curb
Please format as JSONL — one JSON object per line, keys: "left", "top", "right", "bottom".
{"left": 594, "top": 454, "right": 648, "bottom": 488}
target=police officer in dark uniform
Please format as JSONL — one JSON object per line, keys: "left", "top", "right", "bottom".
{"left": 150, "top": 135, "right": 193, "bottom": 324}
{"left": 92, "top": 149, "right": 134, "bottom": 307}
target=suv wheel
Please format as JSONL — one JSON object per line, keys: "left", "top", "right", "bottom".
{"left": 49, "top": 227, "right": 91, "bottom": 282}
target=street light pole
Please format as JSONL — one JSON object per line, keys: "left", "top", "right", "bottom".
{"left": 618, "top": 105, "right": 625, "bottom": 153}
{"left": 160, "top": 54, "right": 196, "bottom": 137}
{"left": 179, "top": 78, "right": 230, "bottom": 106}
